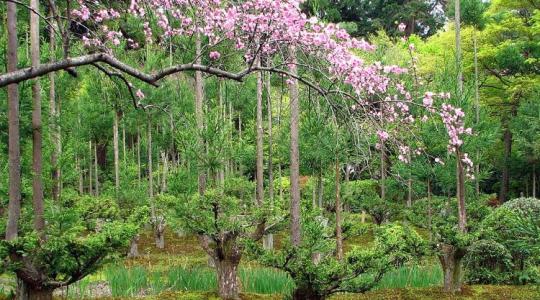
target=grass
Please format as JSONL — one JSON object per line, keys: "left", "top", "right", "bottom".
{"left": 104, "top": 265, "right": 149, "bottom": 297}
{"left": 377, "top": 264, "right": 443, "bottom": 290}
{"left": 101, "top": 264, "right": 292, "bottom": 297}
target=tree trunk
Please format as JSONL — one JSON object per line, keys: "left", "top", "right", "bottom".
{"left": 148, "top": 115, "right": 155, "bottom": 218}
{"left": 113, "top": 109, "right": 120, "bottom": 195}
{"left": 154, "top": 219, "right": 165, "bottom": 249}
{"left": 122, "top": 120, "right": 127, "bottom": 164}
{"left": 533, "top": 164, "right": 536, "bottom": 199}
{"left": 88, "top": 141, "right": 93, "bottom": 195}
{"left": 94, "top": 141, "right": 99, "bottom": 196}
{"left": 380, "top": 145, "right": 386, "bottom": 201}
{"left": 128, "top": 235, "right": 140, "bottom": 258}
{"left": 49, "top": 12, "right": 61, "bottom": 202}
{"left": 255, "top": 57, "right": 264, "bottom": 206}
{"left": 344, "top": 165, "right": 350, "bottom": 212}
{"left": 455, "top": 0, "right": 463, "bottom": 95}
{"left": 161, "top": 151, "right": 168, "bottom": 193}
{"left": 30, "top": 0, "right": 45, "bottom": 239}
{"left": 500, "top": 126, "right": 512, "bottom": 202}
{"left": 6, "top": 0, "right": 21, "bottom": 241}
{"left": 266, "top": 69, "right": 274, "bottom": 205}
{"left": 216, "top": 258, "right": 241, "bottom": 300}
{"left": 288, "top": 46, "right": 301, "bottom": 247}
{"left": 137, "top": 125, "right": 142, "bottom": 184}
{"left": 77, "top": 157, "right": 83, "bottom": 195}
{"left": 292, "top": 286, "right": 324, "bottom": 300}
{"left": 17, "top": 281, "right": 54, "bottom": 300}
{"left": 264, "top": 69, "right": 274, "bottom": 249}
{"left": 438, "top": 244, "right": 464, "bottom": 293}
{"left": 427, "top": 178, "right": 433, "bottom": 241}
{"left": 195, "top": 33, "right": 206, "bottom": 196}
{"left": 407, "top": 152, "right": 412, "bottom": 208}
{"left": 456, "top": 151, "right": 467, "bottom": 232}
{"left": 335, "top": 160, "right": 343, "bottom": 260}
{"left": 473, "top": 28, "right": 480, "bottom": 197}
{"left": 318, "top": 169, "right": 323, "bottom": 208}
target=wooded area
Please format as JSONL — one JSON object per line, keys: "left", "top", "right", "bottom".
{"left": 0, "top": 0, "right": 539, "bottom": 299}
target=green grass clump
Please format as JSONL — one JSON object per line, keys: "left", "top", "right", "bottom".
{"left": 167, "top": 266, "right": 217, "bottom": 291}
{"left": 101, "top": 264, "right": 292, "bottom": 297}
{"left": 239, "top": 267, "right": 294, "bottom": 295}
{"left": 104, "top": 265, "right": 149, "bottom": 297}
{"left": 376, "top": 264, "right": 443, "bottom": 289}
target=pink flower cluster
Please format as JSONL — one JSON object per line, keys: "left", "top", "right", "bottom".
{"left": 69, "top": 0, "right": 473, "bottom": 171}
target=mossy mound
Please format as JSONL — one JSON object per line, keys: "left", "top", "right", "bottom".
{"left": 331, "top": 285, "right": 540, "bottom": 300}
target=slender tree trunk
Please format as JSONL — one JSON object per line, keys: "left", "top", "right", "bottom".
{"left": 255, "top": 57, "right": 264, "bottom": 206}
{"left": 473, "top": 28, "right": 480, "bottom": 197}
{"left": 335, "top": 160, "right": 343, "bottom": 260}
{"left": 500, "top": 125, "right": 512, "bottom": 202}
{"left": 137, "top": 124, "right": 142, "bottom": 184}
{"left": 427, "top": 178, "right": 433, "bottom": 241}
{"left": 77, "top": 157, "right": 83, "bottom": 195}
{"left": 344, "top": 165, "right": 350, "bottom": 212}
{"left": 455, "top": 0, "right": 463, "bottom": 95}
{"left": 147, "top": 115, "right": 164, "bottom": 249}
{"left": 113, "top": 109, "right": 120, "bottom": 195}
{"left": 456, "top": 151, "right": 467, "bottom": 232}
{"left": 6, "top": 0, "right": 21, "bottom": 241}
{"left": 380, "top": 145, "right": 386, "bottom": 201}
{"left": 266, "top": 70, "right": 274, "bottom": 204}
{"left": 407, "top": 178, "right": 412, "bottom": 207}
{"left": 288, "top": 46, "right": 301, "bottom": 247}
{"left": 122, "top": 119, "right": 126, "bottom": 164}
{"left": 88, "top": 141, "right": 93, "bottom": 195}
{"left": 30, "top": 0, "right": 45, "bottom": 238}
{"left": 49, "top": 13, "right": 61, "bottom": 202}
{"left": 312, "top": 175, "right": 317, "bottom": 208}
{"left": 533, "top": 164, "right": 537, "bottom": 199}
{"left": 263, "top": 65, "right": 274, "bottom": 249}
{"left": 94, "top": 141, "right": 99, "bottom": 196}
{"left": 148, "top": 115, "right": 155, "bottom": 219}
{"left": 318, "top": 169, "right": 323, "bottom": 208}
{"left": 195, "top": 33, "right": 206, "bottom": 195}
{"left": 161, "top": 151, "right": 168, "bottom": 193}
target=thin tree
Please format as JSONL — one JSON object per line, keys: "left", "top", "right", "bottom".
{"left": 288, "top": 46, "right": 301, "bottom": 247}
{"left": 30, "top": 0, "right": 45, "bottom": 239}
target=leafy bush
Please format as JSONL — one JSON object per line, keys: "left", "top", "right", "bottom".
{"left": 478, "top": 197, "right": 540, "bottom": 284}
{"left": 342, "top": 180, "right": 379, "bottom": 212}
{"left": 358, "top": 197, "right": 399, "bottom": 225}
{"left": 257, "top": 210, "right": 426, "bottom": 299}
{"left": 464, "top": 239, "right": 514, "bottom": 284}
{"left": 0, "top": 194, "right": 140, "bottom": 290}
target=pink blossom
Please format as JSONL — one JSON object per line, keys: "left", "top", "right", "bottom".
{"left": 209, "top": 51, "right": 221, "bottom": 60}
{"left": 136, "top": 89, "right": 145, "bottom": 99}
{"left": 398, "top": 23, "right": 406, "bottom": 32}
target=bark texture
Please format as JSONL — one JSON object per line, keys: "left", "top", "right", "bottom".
{"left": 195, "top": 33, "right": 206, "bottom": 195}
{"left": 6, "top": 0, "right": 21, "bottom": 241}
{"left": 255, "top": 58, "right": 264, "bottom": 206}
{"left": 438, "top": 244, "right": 465, "bottom": 293}
{"left": 335, "top": 161, "right": 343, "bottom": 260}
{"left": 288, "top": 46, "right": 301, "bottom": 247}
{"left": 30, "top": 0, "right": 45, "bottom": 238}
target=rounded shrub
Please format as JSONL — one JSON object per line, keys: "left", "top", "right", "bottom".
{"left": 464, "top": 239, "right": 514, "bottom": 284}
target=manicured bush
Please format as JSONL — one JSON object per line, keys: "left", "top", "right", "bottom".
{"left": 478, "top": 197, "right": 540, "bottom": 284}
{"left": 464, "top": 239, "right": 514, "bottom": 284}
